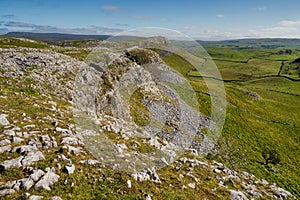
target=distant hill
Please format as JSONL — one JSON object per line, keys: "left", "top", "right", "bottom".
{"left": 1, "top": 32, "right": 111, "bottom": 42}
{"left": 198, "top": 38, "right": 300, "bottom": 50}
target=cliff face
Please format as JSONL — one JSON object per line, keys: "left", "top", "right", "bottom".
{"left": 0, "top": 41, "right": 296, "bottom": 199}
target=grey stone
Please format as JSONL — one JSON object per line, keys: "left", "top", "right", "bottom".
{"left": 29, "top": 169, "right": 45, "bottom": 182}
{"left": 34, "top": 170, "right": 60, "bottom": 191}
{"left": 50, "top": 196, "right": 62, "bottom": 200}
{"left": 229, "top": 190, "right": 249, "bottom": 200}
{"left": 0, "top": 145, "right": 11, "bottom": 153}
{"left": 2, "top": 130, "right": 15, "bottom": 136}
{"left": 12, "top": 136, "right": 24, "bottom": 143}
{"left": 64, "top": 164, "right": 75, "bottom": 174}
{"left": 131, "top": 167, "right": 160, "bottom": 183}
{"left": 0, "top": 139, "right": 11, "bottom": 146}
{"left": 0, "top": 114, "right": 9, "bottom": 126}
{"left": 12, "top": 145, "right": 38, "bottom": 154}
{"left": 0, "top": 189, "right": 15, "bottom": 196}
{"left": 62, "top": 145, "right": 83, "bottom": 155}
{"left": 61, "top": 137, "right": 79, "bottom": 145}
{"left": 188, "top": 182, "right": 196, "bottom": 189}
{"left": 79, "top": 159, "right": 99, "bottom": 165}
{"left": 20, "top": 178, "right": 35, "bottom": 190}
{"left": 144, "top": 194, "right": 152, "bottom": 200}
{"left": 55, "top": 127, "right": 73, "bottom": 136}
{"left": 29, "top": 195, "right": 44, "bottom": 200}
{"left": 0, "top": 156, "right": 23, "bottom": 171}
{"left": 21, "top": 151, "right": 45, "bottom": 166}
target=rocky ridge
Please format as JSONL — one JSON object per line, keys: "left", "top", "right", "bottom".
{"left": 0, "top": 43, "right": 296, "bottom": 199}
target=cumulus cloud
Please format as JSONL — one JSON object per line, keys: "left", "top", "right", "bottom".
{"left": 278, "top": 20, "right": 300, "bottom": 27}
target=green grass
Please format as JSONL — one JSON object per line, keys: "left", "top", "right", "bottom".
{"left": 153, "top": 47, "right": 300, "bottom": 198}
{"left": 0, "top": 38, "right": 49, "bottom": 49}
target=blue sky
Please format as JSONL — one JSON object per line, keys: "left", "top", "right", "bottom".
{"left": 1, "top": 0, "right": 300, "bottom": 40}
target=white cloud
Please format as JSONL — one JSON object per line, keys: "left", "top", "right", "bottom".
{"left": 183, "top": 25, "right": 198, "bottom": 30}
{"left": 160, "top": 18, "right": 168, "bottom": 22}
{"left": 216, "top": 14, "right": 224, "bottom": 18}
{"left": 278, "top": 20, "right": 300, "bottom": 27}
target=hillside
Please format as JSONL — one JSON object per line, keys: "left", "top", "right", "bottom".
{"left": 0, "top": 37, "right": 299, "bottom": 200}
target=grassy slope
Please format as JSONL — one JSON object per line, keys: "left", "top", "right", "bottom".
{"left": 159, "top": 49, "right": 300, "bottom": 198}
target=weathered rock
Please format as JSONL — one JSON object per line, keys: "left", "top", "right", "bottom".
{"left": 144, "top": 194, "right": 152, "bottom": 200}
{"left": 132, "top": 167, "right": 160, "bottom": 183}
{"left": 0, "top": 156, "right": 23, "bottom": 171}
{"left": 61, "top": 137, "right": 80, "bottom": 145}
{"left": 0, "top": 114, "right": 10, "bottom": 126}
{"left": 12, "top": 145, "right": 38, "bottom": 154}
{"left": 62, "top": 145, "right": 83, "bottom": 155}
{"left": 188, "top": 182, "right": 196, "bottom": 189}
{"left": 21, "top": 151, "right": 45, "bottom": 166}
{"left": 29, "top": 195, "right": 44, "bottom": 200}
{"left": 12, "top": 136, "right": 24, "bottom": 143}
{"left": 20, "top": 178, "right": 35, "bottom": 190}
{"left": 0, "top": 189, "right": 15, "bottom": 196}
{"left": 229, "top": 190, "right": 249, "bottom": 200}
{"left": 64, "top": 164, "right": 75, "bottom": 175}
{"left": 50, "top": 196, "right": 62, "bottom": 200}
{"left": 127, "top": 180, "right": 132, "bottom": 188}
{"left": 79, "top": 159, "right": 99, "bottom": 165}
{"left": 0, "top": 139, "right": 11, "bottom": 146}
{"left": 1, "top": 130, "right": 15, "bottom": 136}
{"left": 0, "top": 145, "right": 11, "bottom": 153}
{"left": 29, "top": 169, "right": 45, "bottom": 182}
{"left": 34, "top": 170, "right": 60, "bottom": 191}
{"left": 55, "top": 127, "right": 73, "bottom": 136}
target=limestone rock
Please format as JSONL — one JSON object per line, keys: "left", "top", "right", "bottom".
{"left": 29, "top": 195, "right": 44, "bottom": 200}
{"left": 0, "top": 145, "right": 11, "bottom": 153}
{"left": 50, "top": 196, "right": 62, "bottom": 200}
{"left": 34, "top": 170, "right": 60, "bottom": 191}
{"left": 0, "top": 156, "right": 23, "bottom": 171}
{"left": 0, "top": 114, "right": 9, "bottom": 126}
{"left": 21, "top": 151, "right": 45, "bottom": 166}
{"left": 0, "top": 189, "right": 15, "bottom": 196}
{"left": 29, "top": 169, "right": 45, "bottom": 182}
{"left": 64, "top": 164, "right": 75, "bottom": 175}
{"left": 229, "top": 190, "right": 249, "bottom": 200}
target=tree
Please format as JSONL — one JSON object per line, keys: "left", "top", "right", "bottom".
{"left": 262, "top": 147, "right": 281, "bottom": 165}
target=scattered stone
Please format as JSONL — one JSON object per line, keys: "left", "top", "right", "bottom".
{"left": 229, "top": 190, "right": 249, "bottom": 200}
{"left": 0, "top": 145, "right": 11, "bottom": 153}
{"left": 0, "top": 114, "right": 10, "bottom": 126}
{"left": 64, "top": 164, "right": 75, "bottom": 175}
{"left": 79, "top": 159, "right": 99, "bottom": 165}
{"left": 144, "top": 194, "right": 152, "bottom": 200}
{"left": 62, "top": 145, "right": 83, "bottom": 155}
{"left": 213, "top": 168, "right": 222, "bottom": 174}
{"left": 127, "top": 180, "right": 132, "bottom": 188}
{"left": 12, "top": 136, "right": 24, "bottom": 143}
{"left": 34, "top": 170, "right": 60, "bottom": 191}
{"left": 0, "top": 189, "right": 15, "bottom": 196}
{"left": 2, "top": 130, "right": 15, "bottom": 137}
{"left": 50, "top": 196, "right": 62, "bottom": 200}
{"left": 20, "top": 178, "right": 35, "bottom": 190}
{"left": 61, "top": 137, "right": 79, "bottom": 145}
{"left": 29, "top": 169, "right": 45, "bottom": 182}
{"left": 0, "top": 156, "right": 23, "bottom": 171}
{"left": 0, "top": 139, "right": 11, "bottom": 146}
{"left": 188, "top": 182, "right": 196, "bottom": 189}
{"left": 12, "top": 145, "right": 38, "bottom": 154}
{"left": 132, "top": 167, "right": 160, "bottom": 183}
{"left": 29, "top": 195, "right": 44, "bottom": 200}
{"left": 21, "top": 151, "right": 45, "bottom": 166}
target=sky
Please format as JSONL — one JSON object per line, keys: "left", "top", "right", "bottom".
{"left": 1, "top": 0, "right": 300, "bottom": 40}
